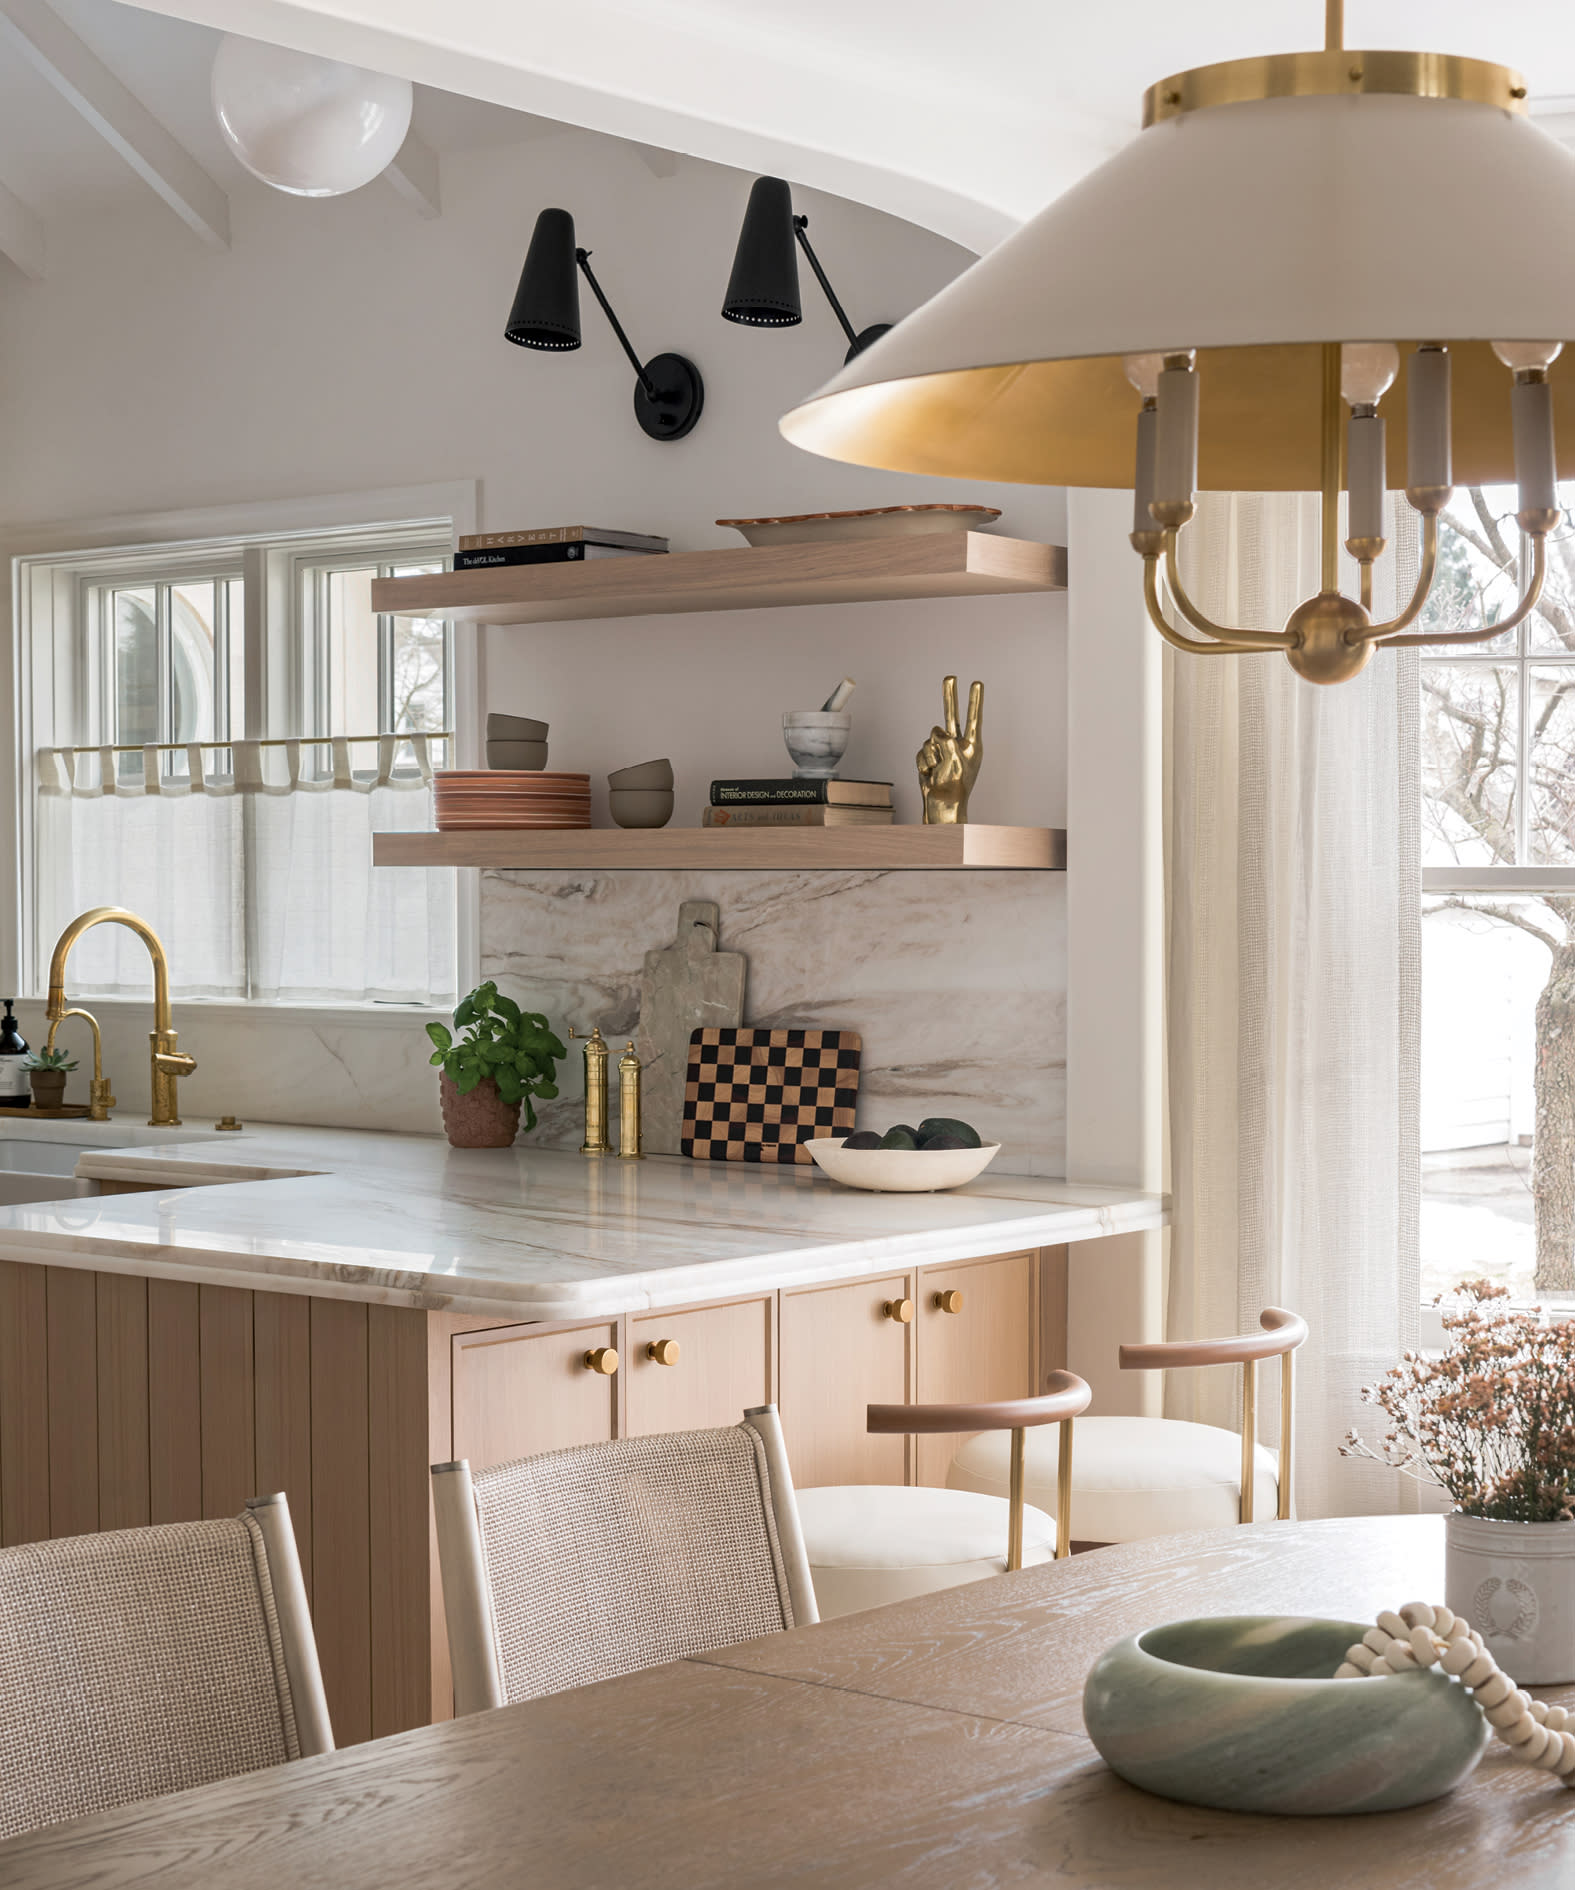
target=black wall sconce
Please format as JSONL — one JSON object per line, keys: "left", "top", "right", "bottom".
{"left": 505, "top": 207, "right": 704, "bottom": 442}
{"left": 722, "top": 176, "right": 892, "bottom": 364}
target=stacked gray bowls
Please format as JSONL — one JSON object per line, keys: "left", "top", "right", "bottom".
{"left": 487, "top": 713, "right": 547, "bottom": 770}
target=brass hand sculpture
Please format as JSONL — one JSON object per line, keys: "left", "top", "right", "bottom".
{"left": 916, "top": 675, "right": 984, "bottom": 824}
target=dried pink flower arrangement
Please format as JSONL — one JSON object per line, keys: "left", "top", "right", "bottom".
{"left": 1343, "top": 1280, "right": 1575, "bottom": 1523}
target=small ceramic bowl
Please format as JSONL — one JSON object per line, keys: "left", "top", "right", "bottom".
{"left": 609, "top": 788, "right": 675, "bottom": 829}
{"left": 783, "top": 710, "right": 851, "bottom": 780}
{"left": 486, "top": 740, "right": 548, "bottom": 770}
{"left": 487, "top": 713, "right": 549, "bottom": 741}
{"left": 1083, "top": 1616, "right": 1488, "bottom": 1816}
{"left": 804, "top": 1137, "right": 1000, "bottom": 1193}
{"left": 609, "top": 758, "right": 675, "bottom": 791}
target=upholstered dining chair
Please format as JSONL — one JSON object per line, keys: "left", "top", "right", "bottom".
{"left": 948, "top": 1308, "right": 1309, "bottom": 1546}
{"left": 431, "top": 1404, "right": 817, "bottom": 1713}
{"left": 794, "top": 1371, "right": 1093, "bottom": 1620}
{"left": 0, "top": 1492, "right": 332, "bottom": 1843}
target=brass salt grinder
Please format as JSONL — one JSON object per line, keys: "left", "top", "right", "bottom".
{"left": 569, "top": 1025, "right": 611, "bottom": 1156}
{"left": 617, "top": 1041, "right": 645, "bottom": 1161}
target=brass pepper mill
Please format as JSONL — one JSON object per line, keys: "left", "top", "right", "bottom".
{"left": 618, "top": 1040, "right": 645, "bottom": 1161}
{"left": 570, "top": 1025, "right": 611, "bottom": 1156}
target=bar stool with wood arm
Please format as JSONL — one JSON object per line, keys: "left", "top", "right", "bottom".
{"left": 431, "top": 1404, "right": 817, "bottom": 1713}
{"left": 948, "top": 1309, "right": 1308, "bottom": 1545}
{"left": 794, "top": 1371, "right": 1092, "bottom": 1621}
{"left": 0, "top": 1493, "right": 332, "bottom": 1843}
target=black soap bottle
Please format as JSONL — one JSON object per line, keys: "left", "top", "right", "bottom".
{"left": 0, "top": 1000, "right": 28, "bottom": 1108}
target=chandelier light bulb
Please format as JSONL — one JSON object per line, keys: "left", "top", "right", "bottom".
{"left": 211, "top": 35, "right": 412, "bottom": 198}
{"left": 1340, "top": 342, "right": 1400, "bottom": 409}
{"left": 1123, "top": 352, "right": 1168, "bottom": 402}
{"left": 1491, "top": 340, "right": 1564, "bottom": 375}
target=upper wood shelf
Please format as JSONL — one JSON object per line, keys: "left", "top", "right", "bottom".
{"left": 369, "top": 533, "right": 1067, "bottom": 627}
{"left": 374, "top": 826, "right": 1065, "bottom": 871}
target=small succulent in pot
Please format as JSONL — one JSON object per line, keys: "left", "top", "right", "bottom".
{"left": 22, "top": 1046, "right": 78, "bottom": 1111}
{"left": 427, "top": 983, "right": 566, "bottom": 1149}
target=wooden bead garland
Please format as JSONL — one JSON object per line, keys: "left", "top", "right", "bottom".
{"left": 1335, "top": 1601, "right": 1575, "bottom": 1788}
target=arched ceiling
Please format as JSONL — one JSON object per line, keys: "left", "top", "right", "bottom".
{"left": 97, "top": 0, "right": 1575, "bottom": 250}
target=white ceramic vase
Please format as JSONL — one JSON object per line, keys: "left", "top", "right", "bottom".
{"left": 1445, "top": 1512, "right": 1575, "bottom": 1684}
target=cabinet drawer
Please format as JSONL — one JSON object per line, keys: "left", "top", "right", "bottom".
{"left": 915, "top": 1252, "right": 1036, "bottom": 1486}
{"left": 627, "top": 1298, "right": 772, "bottom": 1437}
{"left": 451, "top": 1320, "right": 618, "bottom": 1471}
{"left": 779, "top": 1274, "right": 912, "bottom": 1489}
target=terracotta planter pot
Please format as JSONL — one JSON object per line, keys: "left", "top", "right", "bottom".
{"left": 1445, "top": 1512, "right": 1575, "bottom": 1684}
{"left": 28, "top": 1070, "right": 67, "bottom": 1112}
{"left": 439, "top": 1072, "right": 520, "bottom": 1148}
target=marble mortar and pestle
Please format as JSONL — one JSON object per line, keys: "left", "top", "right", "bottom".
{"left": 783, "top": 677, "right": 856, "bottom": 779}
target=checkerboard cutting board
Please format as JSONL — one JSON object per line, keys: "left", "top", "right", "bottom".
{"left": 681, "top": 1027, "right": 862, "bottom": 1164}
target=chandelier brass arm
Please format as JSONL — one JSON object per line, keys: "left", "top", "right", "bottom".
{"left": 1158, "top": 530, "right": 1298, "bottom": 649}
{"left": 1377, "top": 530, "right": 1550, "bottom": 648}
{"left": 1142, "top": 555, "right": 1264, "bottom": 654}
{"left": 1354, "top": 511, "right": 1441, "bottom": 640}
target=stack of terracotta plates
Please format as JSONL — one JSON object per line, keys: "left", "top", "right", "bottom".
{"left": 434, "top": 771, "right": 591, "bottom": 830}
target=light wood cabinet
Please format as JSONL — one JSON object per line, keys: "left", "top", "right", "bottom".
{"left": 778, "top": 1273, "right": 913, "bottom": 1489}
{"left": 450, "top": 1319, "right": 619, "bottom": 1471}
{"left": 627, "top": 1298, "right": 772, "bottom": 1437}
{"left": 914, "top": 1252, "right": 1038, "bottom": 1486}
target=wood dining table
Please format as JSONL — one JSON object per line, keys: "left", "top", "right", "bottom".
{"left": 4, "top": 1514, "right": 1575, "bottom": 1889}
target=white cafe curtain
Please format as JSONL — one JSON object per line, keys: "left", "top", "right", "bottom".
{"left": 36, "top": 737, "right": 454, "bottom": 1005}
{"left": 1166, "top": 492, "right": 1422, "bottom": 1518}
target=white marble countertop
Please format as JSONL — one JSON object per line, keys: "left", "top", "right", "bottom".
{"left": 0, "top": 1118, "right": 1167, "bottom": 1320}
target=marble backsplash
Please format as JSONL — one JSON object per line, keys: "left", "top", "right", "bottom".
{"left": 480, "top": 868, "right": 1066, "bottom": 1176}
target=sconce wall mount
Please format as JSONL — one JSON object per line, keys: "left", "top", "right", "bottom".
{"left": 723, "top": 175, "right": 891, "bottom": 364}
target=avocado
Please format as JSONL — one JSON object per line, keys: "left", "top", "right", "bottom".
{"left": 917, "top": 1132, "right": 971, "bottom": 1150}
{"left": 880, "top": 1125, "right": 920, "bottom": 1150}
{"left": 916, "top": 1116, "right": 982, "bottom": 1149}
{"left": 841, "top": 1129, "right": 883, "bottom": 1150}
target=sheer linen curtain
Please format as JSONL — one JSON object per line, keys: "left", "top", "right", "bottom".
{"left": 36, "top": 737, "right": 454, "bottom": 1005}
{"left": 1166, "top": 491, "right": 1421, "bottom": 1518}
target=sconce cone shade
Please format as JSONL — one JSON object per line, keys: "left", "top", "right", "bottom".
{"left": 780, "top": 69, "right": 1575, "bottom": 489}
{"left": 506, "top": 208, "right": 581, "bottom": 350}
{"left": 723, "top": 176, "right": 802, "bottom": 327}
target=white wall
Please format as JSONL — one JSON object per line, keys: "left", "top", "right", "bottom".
{"left": 0, "top": 122, "right": 1068, "bottom": 1138}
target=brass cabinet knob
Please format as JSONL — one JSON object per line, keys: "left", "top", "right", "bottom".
{"left": 583, "top": 1347, "right": 619, "bottom": 1375}
{"left": 883, "top": 1298, "right": 915, "bottom": 1324}
{"left": 933, "top": 1289, "right": 965, "bottom": 1314}
{"left": 645, "top": 1339, "right": 681, "bottom": 1366}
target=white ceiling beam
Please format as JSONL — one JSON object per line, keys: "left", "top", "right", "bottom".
{"left": 383, "top": 128, "right": 440, "bottom": 218}
{"left": 0, "top": 176, "right": 44, "bottom": 279}
{"left": 0, "top": 0, "right": 228, "bottom": 248}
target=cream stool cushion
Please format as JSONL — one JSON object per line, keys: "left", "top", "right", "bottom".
{"left": 796, "top": 1484, "right": 1057, "bottom": 1621}
{"left": 947, "top": 1416, "right": 1279, "bottom": 1544}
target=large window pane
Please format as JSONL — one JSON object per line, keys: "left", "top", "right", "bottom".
{"left": 1525, "top": 526, "right": 1575, "bottom": 652}
{"left": 388, "top": 560, "right": 446, "bottom": 737}
{"left": 1422, "top": 901, "right": 1548, "bottom": 1302}
{"left": 170, "top": 581, "right": 218, "bottom": 749}
{"left": 323, "top": 567, "right": 380, "bottom": 739}
{"left": 113, "top": 587, "right": 158, "bottom": 780}
{"left": 1421, "top": 662, "right": 1519, "bottom": 866}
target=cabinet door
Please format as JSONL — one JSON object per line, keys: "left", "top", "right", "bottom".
{"left": 627, "top": 1298, "right": 772, "bottom": 1437}
{"left": 915, "top": 1253, "right": 1036, "bottom": 1486}
{"left": 451, "top": 1320, "right": 618, "bottom": 1471}
{"left": 778, "top": 1274, "right": 911, "bottom": 1489}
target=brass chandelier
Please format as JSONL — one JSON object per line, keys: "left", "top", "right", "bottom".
{"left": 779, "top": 3, "right": 1575, "bottom": 685}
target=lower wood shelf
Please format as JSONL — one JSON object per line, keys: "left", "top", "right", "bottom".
{"left": 373, "top": 826, "right": 1065, "bottom": 871}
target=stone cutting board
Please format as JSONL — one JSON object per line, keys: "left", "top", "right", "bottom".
{"left": 635, "top": 900, "right": 747, "bottom": 1155}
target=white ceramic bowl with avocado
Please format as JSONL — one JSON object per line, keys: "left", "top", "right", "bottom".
{"left": 806, "top": 1117, "right": 999, "bottom": 1192}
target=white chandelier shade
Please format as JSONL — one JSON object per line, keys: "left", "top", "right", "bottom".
{"left": 779, "top": 86, "right": 1575, "bottom": 491}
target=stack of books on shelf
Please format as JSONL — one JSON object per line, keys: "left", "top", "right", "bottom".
{"left": 453, "top": 526, "right": 668, "bottom": 571}
{"left": 702, "top": 779, "right": 895, "bottom": 827}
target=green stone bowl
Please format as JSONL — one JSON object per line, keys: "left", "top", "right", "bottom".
{"left": 1082, "top": 1616, "right": 1489, "bottom": 1816}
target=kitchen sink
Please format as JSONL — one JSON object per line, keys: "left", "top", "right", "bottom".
{"left": 0, "top": 1133, "right": 128, "bottom": 1204}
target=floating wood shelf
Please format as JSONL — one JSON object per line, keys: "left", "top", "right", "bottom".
{"left": 369, "top": 533, "right": 1066, "bottom": 627}
{"left": 374, "top": 826, "right": 1066, "bottom": 871}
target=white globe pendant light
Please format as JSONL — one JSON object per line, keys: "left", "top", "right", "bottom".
{"left": 780, "top": 2, "right": 1575, "bottom": 684}
{"left": 212, "top": 36, "right": 413, "bottom": 198}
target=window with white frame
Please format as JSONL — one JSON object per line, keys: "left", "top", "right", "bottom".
{"left": 1419, "top": 483, "right": 1575, "bottom": 1303}
{"left": 23, "top": 521, "right": 458, "bottom": 1008}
